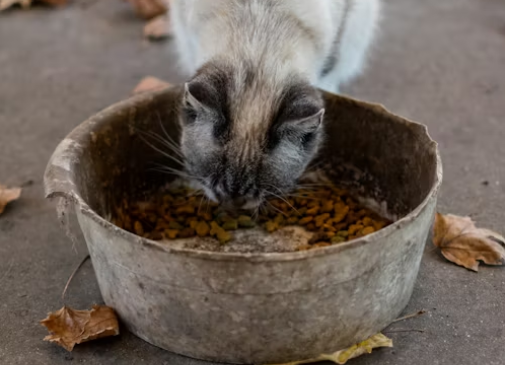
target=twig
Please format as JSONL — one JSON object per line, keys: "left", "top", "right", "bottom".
{"left": 392, "top": 310, "right": 426, "bottom": 323}
{"left": 384, "top": 329, "right": 425, "bottom": 334}
{"left": 62, "top": 255, "right": 90, "bottom": 302}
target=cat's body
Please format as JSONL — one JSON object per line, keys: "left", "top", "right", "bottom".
{"left": 169, "top": 0, "right": 380, "bottom": 209}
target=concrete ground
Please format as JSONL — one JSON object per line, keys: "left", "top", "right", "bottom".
{"left": 1, "top": 0, "right": 504, "bottom": 364}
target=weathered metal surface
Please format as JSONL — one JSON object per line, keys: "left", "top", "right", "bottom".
{"left": 44, "top": 86, "right": 442, "bottom": 364}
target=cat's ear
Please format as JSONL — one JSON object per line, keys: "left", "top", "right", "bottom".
{"left": 284, "top": 108, "right": 324, "bottom": 148}
{"left": 182, "top": 81, "right": 220, "bottom": 123}
{"left": 184, "top": 82, "right": 206, "bottom": 110}
{"left": 268, "top": 107, "right": 324, "bottom": 151}
{"left": 275, "top": 82, "right": 324, "bottom": 133}
{"left": 183, "top": 82, "right": 206, "bottom": 124}
{"left": 279, "top": 105, "right": 325, "bottom": 137}
{"left": 288, "top": 108, "right": 325, "bottom": 133}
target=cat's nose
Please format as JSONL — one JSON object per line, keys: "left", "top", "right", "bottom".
{"left": 221, "top": 196, "right": 247, "bottom": 211}
{"left": 231, "top": 197, "right": 247, "bottom": 209}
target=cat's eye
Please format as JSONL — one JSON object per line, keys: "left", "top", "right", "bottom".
{"left": 212, "top": 118, "right": 232, "bottom": 143}
{"left": 183, "top": 104, "right": 198, "bottom": 124}
{"left": 300, "top": 131, "right": 316, "bottom": 148}
{"left": 264, "top": 128, "right": 282, "bottom": 152}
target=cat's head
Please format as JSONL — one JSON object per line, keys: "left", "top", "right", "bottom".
{"left": 179, "top": 61, "right": 324, "bottom": 210}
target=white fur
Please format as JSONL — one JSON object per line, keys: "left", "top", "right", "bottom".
{"left": 170, "top": 0, "right": 380, "bottom": 93}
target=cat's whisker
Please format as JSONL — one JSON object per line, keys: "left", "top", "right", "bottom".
{"left": 138, "top": 133, "right": 186, "bottom": 167}
{"left": 264, "top": 185, "right": 299, "bottom": 215}
{"left": 150, "top": 162, "right": 190, "bottom": 175}
{"left": 149, "top": 165, "right": 195, "bottom": 181}
{"left": 263, "top": 192, "right": 289, "bottom": 217}
{"left": 150, "top": 169, "right": 192, "bottom": 181}
{"left": 295, "top": 185, "right": 328, "bottom": 191}
{"left": 297, "top": 183, "right": 332, "bottom": 187}
{"left": 153, "top": 115, "right": 184, "bottom": 157}
{"left": 140, "top": 129, "right": 185, "bottom": 160}
{"left": 252, "top": 206, "right": 260, "bottom": 220}
{"left": 151, "top": 134, "right": 184, "bottom": 160}
{"left": 156, "top": 110, "right": 181, "bottom": 133}
{"left": 198, "top": 195, "right": 205, "bottom": 214}
{"left": 185, "top": 189, "right": 203, "bottom": 198}
{"left": 285, "top": 194, "right": 322, "bottom": 201}
{"left": 130, "top": 121, "right": 184, "bottom": 160}
{"left": 205, "top": 196, "right": 211, "bottom": 214}
{"left": 266, "top": 201, "right": 289, "bottom": 217}
{"left": 156, "top": 112, "right": 182, "bottom": 150}
{"left": 306, "top": 160, "right": 326, "bottom": 169}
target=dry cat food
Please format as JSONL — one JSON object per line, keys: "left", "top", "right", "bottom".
{"left": 113, "top": 185, "right": 391, "bottom": 250}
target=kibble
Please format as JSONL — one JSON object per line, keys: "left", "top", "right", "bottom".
{"left": 331, "top": 236, "right": 346, "bottom": 244}
{"left": 298, "top": 216, "right": 314, "bottom": 225}
{"left": 238, "top": 215, "right": 256, "bottom": 228}
{"left": 195, "top": 221, "right": 210, "bottom": 237}
{"left": 362, "top": 226, "right": 376, "bottom": 235}
{"left": 113, "top": 184, "right": 391, "bottom": 251}
{"left": 222, "top": 220, "right": 239, "bottom": 231}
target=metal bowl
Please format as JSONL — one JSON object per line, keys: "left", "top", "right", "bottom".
{"left": 44, "top": 86, "right": 442, "bottom": 364}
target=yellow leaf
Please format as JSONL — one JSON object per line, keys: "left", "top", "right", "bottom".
{"left": 267, "top": 333, "right": 393, "bottom": 365}
{"left": 433, "top": 213, "right": 505, "bottom": 271}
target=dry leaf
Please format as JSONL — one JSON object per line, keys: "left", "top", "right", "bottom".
{"left": 0, "top": 0, "right": 66, "bottom": 11}
{"left": 125, "top": 0, "right": 167, "bottom": 20}
{"left": 0, "top": 0, "right": 31, "bottom": 11}
{"left": 132, "top": 76, "right": 171, "bottom": 95}
{"left": 268, "top": 333, "right": 393, "bottom": 365}
{"left": 0, "top": 185, "right": 21, "bottom": 215}
{"left": 39, "top": 0, "right": 67, "bottom": 5}
{"left": 433, "top": 213, "right": 505, "bottom": 271}
{"left": 40, "top": 305, "right": 119, "bottom": 351}
{"left": 144, "top": 14, "right": 171, "bottom": 40}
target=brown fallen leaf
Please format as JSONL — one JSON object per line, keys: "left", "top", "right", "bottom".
{"left": 132, "top": 76, "right": 171, "bottom": 95}
{"left": 144, "top": 14, "right": 171, "bottom": 40}
{"left": 0, "top": 185, "right": 21, "bottom": 215}
{"left": 125, "top": 0, "right": 167, "bottom": 20}
{"left": 40, "top": 305, "right": 119, "bottom": 351}
{"left": 433, "top": 213, "right": 505, "bottom": 272}
{"left": 0, "top": 0, "right": 66, "bottom": 11}
{"left": 0, "top": 0, "right": 31, "bottom": 11}
{"left": 40, "top": 0, "right": 67, "bottom": 5}
{"left": 268, "top": 333, "right": 393, "bottom": 365}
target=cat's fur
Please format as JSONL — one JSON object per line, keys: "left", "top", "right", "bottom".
{"left": 170, "top": 0, "right": 380, "bottom": 209}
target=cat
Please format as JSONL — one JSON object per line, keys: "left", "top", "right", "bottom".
{"left": 169, "top": 0, "right": 380, "bottom": 210}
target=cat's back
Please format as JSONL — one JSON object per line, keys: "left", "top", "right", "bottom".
{"left": 171, "top": 0, "right": 339, "bottom": 72}
{"left": 171, "top": 0, "right": 380, "bottom": 90}
{"left": 174, "top": 0, "right": 336, "bottom": 38}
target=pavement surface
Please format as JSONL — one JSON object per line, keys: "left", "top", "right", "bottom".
{"left": 1, "top": 0, "right": 504, "bottom": 364}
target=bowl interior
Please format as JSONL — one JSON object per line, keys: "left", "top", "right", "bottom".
{"left": 72, "top": 87, "right": 438, "bottom": 228}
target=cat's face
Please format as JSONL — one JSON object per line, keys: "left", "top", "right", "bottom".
{"left": 179, "top": 62, "right": 324, "bottom": 210}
